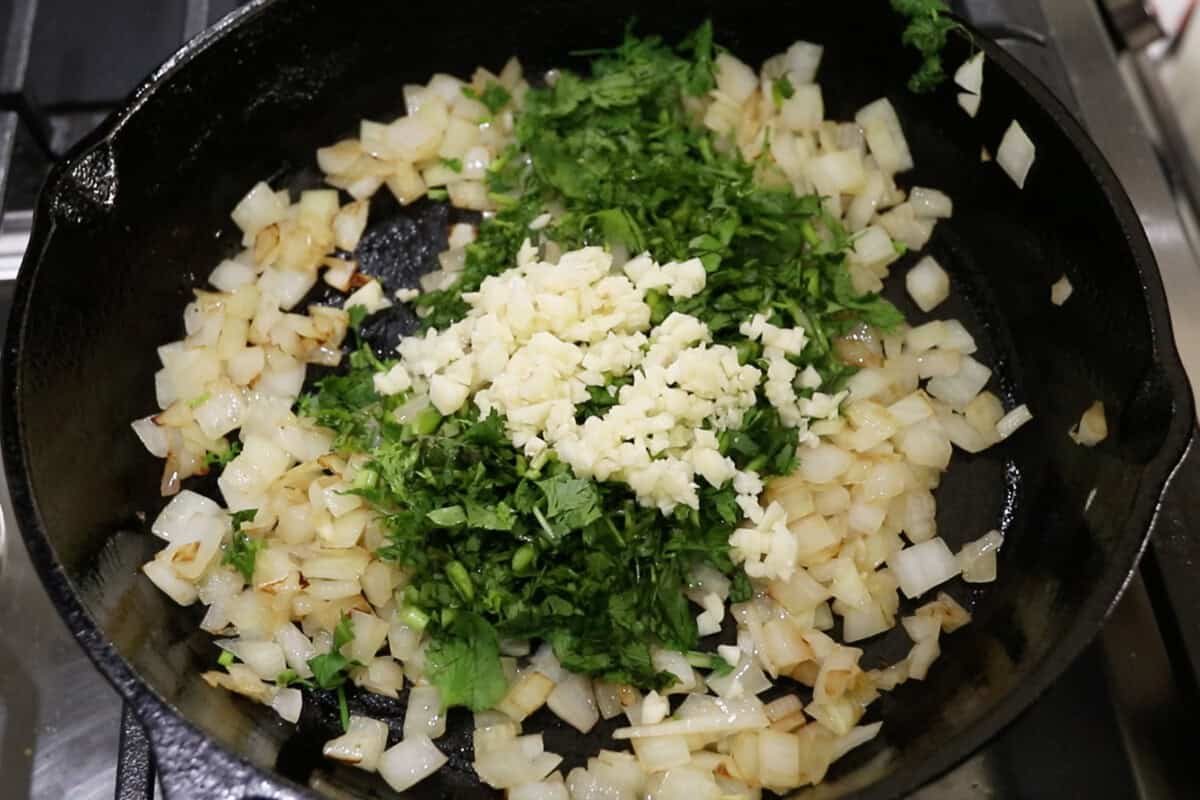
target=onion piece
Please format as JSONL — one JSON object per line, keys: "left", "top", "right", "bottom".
{"left": 474, "top": 736, "right": 561, "bottom": 789}
{"left": 997, "top": 120, "right": 1035, "bottom": 189}
{"left": 151, "top": 489, "right": 222, "bottom": 541}
{"left": 996, "top": 403, "right": 1034, "bottom": 440}
{"left": 274, "top": 622, "right": 316, "bottom": 678}
{"left": 547, "top": 672, "right": 600, "bottom": 733}
{"left": 509, "top": 780, "right": 570, "bottom": 800}
{"left": 957, "top": 92, "right": 981, "bottom": 118}
{"left": 631, "top": 735, "right": 691, "bottom": 772}
{"left": 1051, "top": 274, "right": 1073, "bottom": 305}
{"left": 323, "top": 715, "right": 389, "bottom": 772}
{"left": 906, "top": 257, "right": 951, "bottom": 313}
{"left": 221, "top": 639, "right": 286, "bottom": 681}
{"left": 926, "top": 356, "right": 992, "bottom": 409}
{"left": 593, "top": 681, "right": 624, "bottom": 720}
{"left": 379, "top": 734, "right": 448, "bottom": 791}
{"left": 908, "top": 187, "right": 953, "bottom": 219}
{"left": 958, "top": 530, "right": 1004, "bottom": 583}
{"left": 404, "top": 685, "right": 446, "bottom": 740}
{"left": 496, "top": 671, "right": 554, "bottom": 722}
{"left": 1069, "top": 401, "right": 1107, "bottom": 446}
{"left": 888, "top": 538, "right": 961, "bottom": 598}
{"left": 231, "top": 182, "right": 286, "bottom": 237}
{"left": 142, "top": 559, "right": 197, "bottom": 605}
{"left": 955, "top": 52, "right": 984, "bottom": 94}
{"left": 614, "top": 696, "right": 767, "bottom": 739}
{"left": 270, "top": 687, "right": 303, "bottom": 724}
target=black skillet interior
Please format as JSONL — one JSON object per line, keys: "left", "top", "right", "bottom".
{"left": 3, "top": 1, "right": 1193, "bottom": 798}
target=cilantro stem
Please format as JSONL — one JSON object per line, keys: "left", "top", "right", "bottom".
{"left": 399, "top": 606, "right": 430, "bottom": 632}
{"left": 446, "top": 560, "right": 475, "bottom": 601}
{"left": 353, "top": 467, "right": 378, "bottom": 491}
{"left": 511, "top": 544, "right": 535, "bottom": 572}
{"left": 337, "top": 685, "right": 350, "bottom": 732}
{"left": 530, "top": 506, "right": 558, "bottom": 542}
{"left": 413, "top": 407, "right": 443, "bottom": 435}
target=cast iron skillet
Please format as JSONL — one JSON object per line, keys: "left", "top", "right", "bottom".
{"left": 2, "top": 1, "right": 1195, "bottom": 798}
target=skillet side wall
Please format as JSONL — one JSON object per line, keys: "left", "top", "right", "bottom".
{"left": 2, "top": 1, "right": 1190, "bottom": 798}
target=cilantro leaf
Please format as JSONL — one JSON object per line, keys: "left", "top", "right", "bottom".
{"left": 333, "top": 613, "right": 355, "bottom": 651}
{"left": 466, "top": 500, "right": 517, "bottom": 531}
{"left": 463, "top": 82, "right": 512, "bottom": 114}
{"left": 440, "top": 157, "right": 463, "bottom": 173}
{"left": 204, "top": 439, "right": 241, "bottom": 469}
{"left": 426, "top": 612, "right": 508, "bottom": 711}
{"left": 347, "top": 304, "right": 368, "bottom": 332}
{"left": 772, "top": 75, "right": 795, "bottom": 108}
{"left": 222, "top": 509, "right": 261, "bottom": 582}
{"left": 307, "top": 614, "right": 357, "bottom": 690}
{"left": 890, "top": 0, "right": 967, "bottom": 93}
{"left": 427, "top": 505, "right": 468, "bottom": 528}
{"left": 537, "top": 474, "right": 602, "bottom": 532}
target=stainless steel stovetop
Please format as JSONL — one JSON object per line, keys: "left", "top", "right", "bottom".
{"left": 1, "top": 1, "right": 1198, "bottom": 797}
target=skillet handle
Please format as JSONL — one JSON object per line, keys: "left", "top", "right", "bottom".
{"left": 1142, "top": 425, "right": 1200, "bottom": 696}
{"left": 128, "top": 696, "right": 311, "bottom": 800}
{"left": 116, "top": 705, "right": 155, "bottom": 800}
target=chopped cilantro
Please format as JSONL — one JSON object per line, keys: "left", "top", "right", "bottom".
{"left": 222, "top": 509, "right": 261, "bottom": 582}
{"left": 347, "top": 304, "right": 368, "bottom": 332}
{"left": 427, "top": 188, "right": 449, "bottom": 201}
{"left": 204, "top": 440, "right": 241, "bottom": 469}
{"left": 217, "top": 650, "right": 235, "bottom": 667}
{"left": 440, "top": 157, "right": 463, "bottom": 173}
{"left": 296, "top": 22, "right": 915, "bottom": 708}
{"left": 416, "top": 22, "right": 901, "bottom": 386}
{"left": 772, "top": 75, "right": 795, "bottom": 108}
{"left": 276, "top": 669, "right": 311, "bottom": 688}
{"left": 307, "top": 614, "right": 357, "bottom": 690}
{"left": 336, "top": 686, "right": 350, "bottom": 732}
{"left": 891, "top": 0, "right": 968, "bottom": 93}
{"left": 425, "top": 612, "right": 509, "bottom": 711}
{"left": 688, "top": 650, "right": 735, "bottom": 676}
{"left": 463, "top": 82, "right": 512, "bottom": 114}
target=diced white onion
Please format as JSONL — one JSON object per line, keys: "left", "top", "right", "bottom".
{"left": 955, "top": 52, "right": 984, "bottom": 94}
{"left": 132, "top": 416, "right": 170, "bottom": 458}
{"left": 225, "top": 639, "right": 286, "bottom": 681}
{"left": 509, "top": 780, "right": 570, "bottom": 800}
{"left": 496, "top": 672, "right": 554, "bottom": 722}
{"left": 1051, "top": 274, "right": 1074, "bottom": 305}
{"left": 231, "top": 182, "right": 286, "bottom": 236}
{"left": 1069, "top": 401, "right": 1107, "bottom": 446}
{"left": 547, "top": 672, "right": 599, "bottom": 733}
{"left": 957, "top": 92, "right": 981, "bottom": 118}
{"left": 324, "top": 715, "right": 390, "bottom": 772}
{"left": 906, "top": 257, "right": 951, "bottom": 313}
{"left": 908, "top": 187, "right": 953, "bottom": 219}
{"left": 996, "top": 403, "right": 1034, "bottom": 440}
{"left": 270, "top": 687, "right": 303, "bottom": 724}
{"left": 632, "top": 735, "right": 691, "bottom": 772}
{"left": 404, "top": 686, "right": 446, "bottom": 740}
{"left": 957, "top": 529, "right": 1003, "bottom": 583}
{"left": 142, "top": 559, "right": 198, "bottom": 605}
{"left": 379, "top": 734, "right": 447, "bottom": 791}
{"left": 997, "top": 120, "right": 1035, "bottom": 189}
{"left": 888, "top": 538, "right": 961, "bottom": 598}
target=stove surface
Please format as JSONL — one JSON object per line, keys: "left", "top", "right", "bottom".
{"left": 1, "top": 1, "right": 1198, "bottom": 798}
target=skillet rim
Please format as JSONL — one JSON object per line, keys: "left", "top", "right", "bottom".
{"left": 1, "top": 3, "right": 1193, "bottom": 797}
